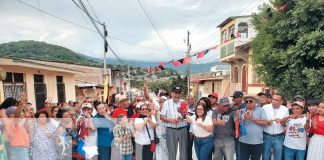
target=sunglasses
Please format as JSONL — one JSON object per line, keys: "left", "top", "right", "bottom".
{"left": 141, "top": 108, "right": 150, "bottom": 111}
{"left": 245, "top": 100, "right": 254, "bottom": 104}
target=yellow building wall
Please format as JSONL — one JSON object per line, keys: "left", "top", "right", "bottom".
{"left": 0, "top": 66, "right": 75, "bottom": 109}
{"left": 220, "top": 19, "right": 236, "bottom": 44}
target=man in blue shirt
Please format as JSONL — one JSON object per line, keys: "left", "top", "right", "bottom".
{"left": 93, "top": 101, "right": 115, "bottom": 160}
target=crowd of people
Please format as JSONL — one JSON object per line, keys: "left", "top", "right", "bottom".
{"left": 0, "top": 84, "right": 323, "bottom": 160}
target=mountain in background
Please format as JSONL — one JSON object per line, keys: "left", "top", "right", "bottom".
{"left": 0, "top": 40, "right": 103, "bottom": 67}
{"left": 80, "top": 54, "right": 222, "bottom": 74}
{"left": 0, "top": 40, "right": 221, "bottom": 75}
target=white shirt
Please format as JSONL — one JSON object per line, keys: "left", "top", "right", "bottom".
{"left": 263, "top": 104, "right": 289, "bottom": 134}
{"left": 134, "top": 116, "right": 157, "bottom": 145}
{"left": 191, "top": 115, "right": 213, "bottom": 137}
{"left": 160, "top": 99, "right": 187, "bottom": 128}
{"left": 283, "top": 116, "right": 307, "bottom": 150}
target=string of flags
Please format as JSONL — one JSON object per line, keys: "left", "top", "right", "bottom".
{"left": 146, "top": 45, "right": 219, "bottom": 73}
{"left": 146, "top": 1, "right": 293, "bottom": 73}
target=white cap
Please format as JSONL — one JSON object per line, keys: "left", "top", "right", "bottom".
{"left": 81, "top": 103, "right": 93, "bottom": 109}
{"left": 136, "top": 102, "right": 145, "bottom": 108}
{"left": 161, "top": 96, "right": 168, "bottom": 101}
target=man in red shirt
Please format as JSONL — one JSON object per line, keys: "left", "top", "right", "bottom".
{"left": 112, "top": 95, "right": 133, "bottom": 119}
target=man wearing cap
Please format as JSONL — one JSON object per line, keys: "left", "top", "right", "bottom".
{"left": 230, "top": 91, "right": 246, "bottom": 160}
{"left": 208, "top": 92, "right": 221, "bottom": 110}
{"left": 112, "top": 95, "right": 134, "bottom": 119}
{"left": 160, "top": 86, "right": 188, "bottom": 160}
{"left": 212, "top": 97, "right": 236, "bottom": 160}
{"left": 231, "top": 91, "right": 247, "bottom": 111}
{"left": 262, "top": 93, "right": 289, "bottom": 160}
{"left": 238, "top": 95, "right": 268, "bottom": 160}
{"left": 257, "top": 92, "right": 272, "bottom": 107}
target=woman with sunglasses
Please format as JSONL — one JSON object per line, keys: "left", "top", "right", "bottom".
{"left": 134, "top": 103, "right": 157, "bottom": 160}
{"left": 186, "top": 103, "right": 213, "bottom": 160}
{"left": 237, "top": 95, "right": 268, "bottom": 160}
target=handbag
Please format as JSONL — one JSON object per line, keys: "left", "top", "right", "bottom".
{"left": 145, "top": 122, "right": 158, "bottom": 152}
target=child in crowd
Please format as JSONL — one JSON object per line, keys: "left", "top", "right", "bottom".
{"left": 113, "top": 114, "right": 134, "bottom": 160}
{"left": 282, "top": 101, "right": 307, "bottom": 160}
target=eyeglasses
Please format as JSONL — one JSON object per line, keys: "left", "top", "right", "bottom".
{"left": 245, "top": 100, "right": 254, "bottom": 104}
{"left": 196, "top": 109, "right": 204, "bottom": 111}
{"left": 141, "top": 108, "right": 150, "bottom": 111}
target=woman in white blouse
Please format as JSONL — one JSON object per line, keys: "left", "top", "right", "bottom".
{"left": 186, "top": 103, "right": 214, "bottom": 160}
{"left": 134, "top": 103, "right": 157, "bottom": 160}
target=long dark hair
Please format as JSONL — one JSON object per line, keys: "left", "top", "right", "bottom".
{"left": 195, "top": 103, "right": 207, "bottom": 122}
{"left": 199, "top": 97, "right": 212, "bottom": 111}
{"left": 0, "top": 97, "right": 18, "bottom": 109}
{"left": 56, "top": 109, "right": 69, "bottom": 118}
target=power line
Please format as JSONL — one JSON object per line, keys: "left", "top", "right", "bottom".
{"left": 193, "top": 31, "right": 220, "bottom": 52}
{"left": 73, "top": 0, "right": 127, "bottom": 65}
{"left": 14, "top": 0, "right": 176, "bottom": 58}
{"left": 190, "top": 0, "right": 221, "bottom": 33}
{"left": 15, "top": 0, "right": 97, "bottom": 33}
{"left": 108, "top": 36, "right": 167, "bottom": 53}
{"left": 137, "top": 0, "right": 172, "bottom": 53}
{"left": 85, "top": 0, "right": 101, "bottom": 22}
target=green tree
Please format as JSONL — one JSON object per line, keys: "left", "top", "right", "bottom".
{"left": 251, "top": 0, "right": 324, "bottom": 100}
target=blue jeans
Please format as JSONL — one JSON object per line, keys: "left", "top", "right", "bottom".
{"left": 98, "top": 146, "right": 111, "bottom": 160}
{"left": 263, "top": 134, "right": 284, "bottom": 160}
{"left": 9, "top": 146, "right": 29, "bottom": 160}
{"left": 194, "top": 136, "right": 214, "bottom": 160}
{"left": 121, "top": 154, "right": 132, "bottom": 160}
{"left": 284, "top": 146, "right": 306, "bottom": 160}
{"left": 214, "top": 136, "right": 235, "bottom": 160}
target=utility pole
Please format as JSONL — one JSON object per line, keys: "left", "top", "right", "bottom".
{"left": 128, "top": 65, "right": 131, "bottom": 90}
{"left": 103, "top": 23, "right": 108, "bottom": 74}
{"left": 186, "top": 30, "right": 191, "bottom": 96}
{"left": 103, "top": 23, "right": 109, "bottom": 103}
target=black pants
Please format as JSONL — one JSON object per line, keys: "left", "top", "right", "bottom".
{"left": 240, "top": 142, "right": 263, "bottom": 160}
{"left": 142, "top": 144, "right": 154, "bottom": 160}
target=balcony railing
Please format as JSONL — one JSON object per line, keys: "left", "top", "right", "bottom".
{"left": 220, "top": 39, "right": 252, "bottom": 59}
{"left": 220, "top": 39, "right": 236, "bottom": 59}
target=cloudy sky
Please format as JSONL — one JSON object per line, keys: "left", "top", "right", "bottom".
{"left": 0, "top": 0, "right": 267, "bottom": 63}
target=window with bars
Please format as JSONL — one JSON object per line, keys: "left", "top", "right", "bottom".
{"left": 3, "top": 72, "right": 26, "bottom": 100}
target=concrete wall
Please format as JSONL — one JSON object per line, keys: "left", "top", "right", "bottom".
{"left": 0, "top": 65, "right": 75, "bottom": 109}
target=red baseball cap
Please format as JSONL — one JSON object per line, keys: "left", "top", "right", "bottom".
{"left": 208, "top": 92, "right": 218, "bottom": 99}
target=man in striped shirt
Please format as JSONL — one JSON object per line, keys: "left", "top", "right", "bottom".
{"left": 160, "top": 86, "right": 188, "bottom": 160}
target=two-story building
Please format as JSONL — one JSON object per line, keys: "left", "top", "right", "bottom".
{"left": 218, "top": 16, "right": 267, "bottom": 95}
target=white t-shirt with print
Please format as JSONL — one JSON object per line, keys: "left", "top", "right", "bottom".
{"left": 283, "top": 116, "right": 307, "bottom": 150}
{"left": 191, "top": 115, "right": 213, "bottom": 137}
{"left": 134, "top": 116, "right": 157, "bottom": 145}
